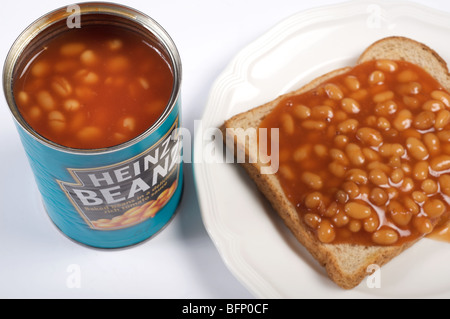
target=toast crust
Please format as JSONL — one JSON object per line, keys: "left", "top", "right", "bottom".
{"left": 223, "top": 36, "right": 450, "bottom": 289}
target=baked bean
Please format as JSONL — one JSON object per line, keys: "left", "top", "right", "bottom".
{"left": 106, "top": 55, "right": 130, "bottom": 73}
{"left": 344, "top": 76, "right": 360, "bottom": 91}
{"left": 324, "top": 83, "right": 344, "bottom": 100}
{"left": 412, "top": 161, "right": 429, "bottom": 181}
{"left": 423, "top": 100, "right": 444, "bottom": 112}
{"left": 363, "top": 215, "right": 380, "bottom": 233}
{"left": 324, "top": 202, "right": 338, "bottom": 218}
{"left": 48, "top": 110, "right": 66, "bottom": 132}
{"left": 107, "top": 38, "right": 123, "bottom": 51}
{"left": 341, "top": 98, "right": 360, "bottom": 114}
{"left": 348, "top": 220, "right": 362, "bottom": 233}
{"left": 332, "top": 210, "right": 350, "bottom": 227}
{"left": 36, "top": 90, "right": 55, "bottom": 111}
{"left": 344, "top": 202, "right": 372, "bottom": 219}
{"left": 349, "top": 89, "right": 368, "bottom": 101}
{"left": 292, "top": 104, "right": 311, "bottom": 119}
{"left": 401, "top": 162, "right": 412, "bottom": 175}
{"left": 334, "top": 135, "right": 349, "bottom": 149}
{"left": 388, "top": 156, "right": 401, "bottom": 169}
{"left": 334, "top": 110, "right": 348, "bottom": 122}
{"left": 370, "top": 187, "right": 388, "bottom": 206}
{"left": 401, "top": 177, "right": 415, "bottom": 193}
{"left": 375, "top": 100, "right": 397, "bottom": 116}
{"left": 51, "top": 76, "right": 73, "bottom": 97}
{"left": 397, "top": 69, "right": 418, "bottom": 82}
{"left": 372, "top": 228, "right": 399, "bottom": 245}
{"left": 54, "top": 60, "right": 78, "bottom": 73}
{"left": 397, "top": 82, "right": 422, "bottom": 95}
{"left": 367, "top": 162, "right": 390, "bottom": 174}
{"left": 304, "top": 192, "right": 324, "bottom": 209}
{"left": 393, "top": 109, "right": 412, "bottom": 131}
{"left": 368, "top": 70, "right": 385, "bottom": 86}
{"left": 313, "top": 144, "right": 328, "bottom": 158}
{"left": 439, "top": 175, "right": 450, "bottom": 196}
{"left": 390, "top": 168, "right": 404, "bottom": 184}
{"left": 401, "top": 129, "right": 421, "bottom": 141}
{"left": 345, "top": 143, "right": 365, "bottom": 166}
{"left": 75, "top": 86, "right": 96, "bottom": 101}
{"left": 346, "top": 168, "right": 368, "bottom": 184}
{"left": 421, "top": 179, "right": 438, "bottom": 194}
{"left": 64, "top": 99, "right": 81, "bottom": 112}
{"left": 301, "top": 120, "right": 326, "bottom": 130}
{"left": 356, "top": 127, "right": 383, "bottom": 147}
{"left": 386, "top": 187, "right": 399, "bottom": 200}
{"left": 60, "top": 42, "right": 86, "bottom": 57}
{"left": 404, "top": 197, "right": 420, "bottom": 215}
{"left": 329, "top": 162, "right": 346, "bottom": 178}
{"left": 365, "top": 115, "right": 377, "bottom": 127}
{"left": 363, "top": 148, "right": 381, "bottom": 162}
{"left": 304, "top": 213, "right": 321, "bottom": 229}
{"left": 430, "top": 155, "right": 450, "bottom": 171}
{"left": 17, "top": 91, "right": 30, "bottom": 105}
{"left": 435, "top": 110, "right": 450, "bottom": 130}
{"left": 279, "top": 165, "right": 295, "bottom": 180}
{"left": 342, "top": 181, "right": 360, "bottom": 199}
{"left": 368, "top": 169, "right": 389, "bottom": 186}
{"left": 335, "top": 190, "right": 349, "bottom": 204}
{"left": 412, "top": 216, "right": 433, "bottom": 234}
{"left": 281, "top": 113, "right": 295, "bottom": 134}
{"left": 80, "top": 50, "right": 98, "bottom": 67}
{"left": 437, "top": 130, "right": 450, "bottom": 142}
{"left": 28, "top": 106, "right": 42, "bottom": 121}
{"left": 412, "top": 191, "right": 427, "bottom": 203}
{"left": 302, "top": 172, "right": 323, "bottom": 190}
{"left": 423, "top": 199, "right": 446, "bottom": 218}
{"left": 423, "top": 133, "right": 441, "bottom": 155}
{"left": 317, "top": 220, "right": 336, "bottom": 243}
{"left": 337, "top": 119, "right": 358, "bottom": 133}
{"left": 83, "top": 71, "right": 100, "bottom": 85}
{"left": 431, "top": 90, "right": 450, "bottom": 107}
{"left": 376, "top": 59, "right": 398, "bottom": 72}
{"left": 403, "top": 96, "right": 420, "bottom": 109}
{"left": 406, "top": 137, "right": 429, "bottom": 160}
{"left": 293, "top": 144, "right": 311, "bottom": 162}
{"left": 413, "top": 111, "right": 435, "bottom": 130}
{"left": 136, "top": 77, "right": 150, "bottom": 90}
{"left": 380, "top": 143, "right": 405, "bottom": 157}
{"left": 377, "top": 117, "right": 391, "bottom": 131}
{"left": 373, "top": 90, "right": 394, "bottom": 103}
{"left": 113, "top": 132, "right": 127, "bottom": 144}
{"left": 77, "top": 126, "right": 103, "bottom": 142}
{"left": 311, "top": 105, "right": 334, "bottom": 120}
{"left": 31, "top": 61, "right": 51, "bottom": 77}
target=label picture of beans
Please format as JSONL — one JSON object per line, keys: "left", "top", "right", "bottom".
{"left": 259, "top": 60, "right": 450, "bottom": 246}
{"left": 91, "top": 181, "right": 178, "bottom": 230}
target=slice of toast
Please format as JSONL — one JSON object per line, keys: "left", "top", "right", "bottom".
{"left": 223, "top": 36, "right": 450, "bottom": 289}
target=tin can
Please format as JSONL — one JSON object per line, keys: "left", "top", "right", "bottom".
{"left": 3, "top": 3, "right": 183, "bottom": 248}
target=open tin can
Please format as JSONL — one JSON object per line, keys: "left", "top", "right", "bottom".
{"left": 3, "top": 2, "right": 183, "bottom": 248}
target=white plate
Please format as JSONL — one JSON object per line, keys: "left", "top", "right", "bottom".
{"left": 193, "top": 0, "right": 450, "bottom": 298}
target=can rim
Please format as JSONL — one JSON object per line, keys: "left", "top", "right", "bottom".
{"left": 3, "top": 2, "right": 182, "bottom": 155}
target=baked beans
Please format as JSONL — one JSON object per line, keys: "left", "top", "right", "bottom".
{"left": 259, "top": 59, "right": 450, "bottom": 246}
{"left": 13, "top": 26, "right": 173, "bottom": 149}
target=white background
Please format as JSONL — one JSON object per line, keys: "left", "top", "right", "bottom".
{"left": 0, "top": 0, "right": 449, "bottom": 299}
